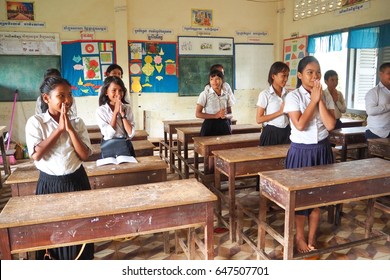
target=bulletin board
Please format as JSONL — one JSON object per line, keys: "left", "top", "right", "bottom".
{"left": 0, "top": 55, "right": 60, "bottom": 101}
{"left": 128, "top": 41, "right": 178, "bottom": 93}
{"left": 235, "top": 43, "right": 274, "bottom": 90}
{"left": 61, "top": 40, "right": 116, "bottom": 97}
{"left": 283, "top": 36, "right": 307, "bottom": 89}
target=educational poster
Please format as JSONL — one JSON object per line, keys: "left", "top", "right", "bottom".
{"left": 128, "top": 41, "right": 178, "bottom": 93}
{"left": 61, "top": 40, "right": 116, "bottom": 97}
{"left": 283, "top": 36, "right": 307, "bottom": 89}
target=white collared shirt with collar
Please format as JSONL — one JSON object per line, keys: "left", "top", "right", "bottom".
{"left": 284, "top": 86, "right": 334, "bottom": 144}
{"left": 256, "top": 85, "right": 290, "bottom": 128}
{"left": 96, "top": 103, "right": 136, "bottom": 140}
{"left": 365, "top": 82, "right": 390, "bottom": 138}
{"left": 25, "top": 111, "right": 92, "bottom": 175}
{"left": 197, "top": 86, "right": 233, "bottom": 114}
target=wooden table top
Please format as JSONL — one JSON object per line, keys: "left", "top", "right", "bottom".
{"left": 193, "top": 132, "right": 261, "bottom": 146}
{"left": 258, "top": 158, "right": 390, "bottom": 192}
{"left": 177, "top": 124, "right": 261, "bottom": 138}
{"left": 5, "top": 156, "right": 167, "bottom": 184}
{"left": 367, "top": 138, "right": 390, "bottom": 146}
{"left": 330, "top": 126, "right": 366, "bottom": 135}
{"left": 89, "top": 130, "right": 149, "bottom": 139}
{"left": 0, "top": 178, "right": 217, "bottom": 228}
{"left": 213, "top": 144, "right": 289, "bottom": 163}
{"left": 340, "top": 118, "right": 364, "bottom": 125}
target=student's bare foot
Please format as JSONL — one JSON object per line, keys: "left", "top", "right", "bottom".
{"left": 308, "top": 244, "right": 317, "bottom": 251}
{"left": 295, "top": 238, "right": 310, "bottom": 253}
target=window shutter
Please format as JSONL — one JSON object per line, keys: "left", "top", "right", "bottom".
{"left": 353, "top": 48, "right": 377, "bottom": 110}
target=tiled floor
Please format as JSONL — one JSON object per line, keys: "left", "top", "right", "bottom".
{"left": 1, "top": 159, "right": 390, "bottom": 260}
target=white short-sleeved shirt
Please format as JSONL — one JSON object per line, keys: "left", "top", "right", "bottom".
{"left": 204, "top": 82, "right": 236, "bottom": 105}
{"left": 25, "top": 112, "right": 92, "bottom": 175}
{"left": 284, "top": 86, "right": 335, "bottom": 144}
{"left": 256, "top": 85, "right": 289, "bottom": 128}
{"left": 197, "top": 86, "right": 233, "bottom": 114}
{"left": 323, "top": 89, "right": 346, "bottom": 119}
{"left": 96, "top": 103, "right": 135, "bottom": 140}
{"left": 365, "top": 82, "right": 390, "bottom": 138}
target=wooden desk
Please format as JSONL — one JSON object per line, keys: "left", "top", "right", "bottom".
{"left": 213, "top": 144, "right": 289, "bottom": 242}
{"left": 328, "top": 127, "right": 367, "bottom": 161}
{"left": 257, "top": 158, "right": 390, "bottom": 260}
{"left": 89, "top": 130, "right": 149, "bottom": 144}
{"left": 0, "top": 126, "right": 11, "bottom": 188}
{"left": 86, "top": 124, "right": 100, "bottom": 133}
{"left": 176, "top": 124, "right": 262, "bottom": 179}
{"left": 89, "top": 140, "right": 155, "bottom": 161}
{"left": 340, "top": 118, "right": 364, "bottom": 128}
{"left": 193, "top": 133, "right": 261, "bottom": 181}
{"left": 6, "top": 156, "right": 167, "bottom": 197}
{"left": 161, "top": 119, "right": 237, "bottom": 173}
{"left": 367, "top": 138, "right": 390, "bottom": 159}
{"left": 0, "top": 178, "right": 217, "bottom": 260}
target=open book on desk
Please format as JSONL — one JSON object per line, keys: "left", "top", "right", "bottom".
{"left": 96, "top": 155, "right": 138, "bottom": 166}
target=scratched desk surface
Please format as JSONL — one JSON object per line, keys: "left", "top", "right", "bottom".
{"left": 5, "top": 156, "right": 167, "bottom": 184}
{"left": 0, "top": 178, "right": 216, "bottom": 228}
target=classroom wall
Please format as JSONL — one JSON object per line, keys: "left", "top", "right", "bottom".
{"left": 1, "top": 0, "right": 388, "bottom": 145}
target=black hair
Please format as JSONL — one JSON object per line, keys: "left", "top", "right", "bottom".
{"left": 324, "top": 70, "right": 338, "bottom": 81}
{"left": 296, "top": 56, "right": 320, "bottom": 88}
{"left": 98, "top": 76, "right": 129, "bottom": 106}
{"left": 105, "top": 64, "right": 123, "bottom": 76}
{"left": 210, "top": 64, "right": 224, "bottom": 72}
{"left": 44, "top": 68, "right": 61, "bottom": 79}
{"left": 208, "top": 69, "right": 224, "bottom": 86}
{"left": 379, "top": 62, "right": 390, "bottom": 72}
{"left": 268, "top": 61, "right": 290, "bottom": 85}
{"left": 39, "top": 76, "right": 71, "bottom": 113}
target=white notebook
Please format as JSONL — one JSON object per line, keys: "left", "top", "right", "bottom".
{"left": 96, "top": 155, "right": 138, "bottom": 166}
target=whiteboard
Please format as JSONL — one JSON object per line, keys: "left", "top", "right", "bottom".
{"left": 235, "top": 43, "right": 274, "bottom": 90}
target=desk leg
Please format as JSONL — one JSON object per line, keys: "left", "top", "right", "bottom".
{"left": 177, "top": 141, "right": 182, "bottom": 179}
{"left": 194, "top": 152, "right": 199, "bottom": 180}
{"left": 341, "top": 146, "right": 347, "bottom": 162}
{"left": 228, "top": 164, "right": 237, "bottom": 242}
{"left": 283, "top": 193, "right": 296, "bottom": 260}
{"left": 184, "top": 142, "right": 189, "bottom": 179}
{"left": 169, "top": 133, "right": 175, "bottom": 173}
{"left": 214, "top": 166, "right": 222, "bottom": 226}
{"left": 257, "top": 191, "right": 268, "bottom": 259}
{"left": 365, "top": 198, "right": 375, "bottom": 238}
{"left": 0, "top": 228, "right": 12, "bottom": 259}
{"left": 205, "top": 202, "right": 215, "bottom": 260}
{"left": 163, "top": 132, "right": 168, "bottom": 162}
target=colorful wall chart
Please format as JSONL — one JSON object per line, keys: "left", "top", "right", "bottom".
{"left": 61, "top": 40, "right": 116, "bottom": 96}
{"left": 283, "top": 36, "right": 307, "bottom": 89}
{"left": 128, "top": 41, "right": 178, "bottom": 93}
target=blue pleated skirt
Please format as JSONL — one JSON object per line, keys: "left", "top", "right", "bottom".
{"left": 285, "top": 138, "right": 334, "bottom": 216}
{"left": 200, "top": 118, "right": 231, "bottom": 136}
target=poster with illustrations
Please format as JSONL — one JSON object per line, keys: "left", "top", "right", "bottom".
{"left": 283, "top": 36, "right": 307, "bottom": 90}
{"left": 128, "top": 41, "right": 178, "bottom": 93}
{"left": 61, "top": 40, "right": 116, "bottom": 96}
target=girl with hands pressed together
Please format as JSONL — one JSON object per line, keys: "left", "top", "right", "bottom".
{"left": 196, "top": 69, "right": 234, "bottom": 136}
{"left": 96, "top": 76, "right": 136, "bottom": 157}
{"left": 283, "top": 56, "right": 335, "bottom": 254}
{"left": 25, "top": 76, "right": 94, "bottom": 260}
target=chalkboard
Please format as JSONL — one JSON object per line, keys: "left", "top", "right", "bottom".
{"left": 178, "top": 56, "right": 234, "bottom": 96}
{"left": 0, "top": 55, "right": 60, "bottom": 101}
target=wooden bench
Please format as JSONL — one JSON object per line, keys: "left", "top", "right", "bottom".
{"left": 193, "top": 133, "right": 261, "bottom": 184}
{"left": 89, "top": 130, "right": 149, "bottom": 144}
{"left": 86, "top": 124, "right": 100, "bottom": 133}
{"left": 89, "top": 140, "right": 156, "bottom": 161}
{"left": 329, "top": 127, "right": 367, "bottom": 162}
{"left": 212, "top": 144, "right": 289, "bottom": 242}
{"left": 6, "top": 156, "right": 167, "bottom": 197}
{"left": 257, "top": 158, "right": 390, "bottom": 260}
{"left": 0, "top": 178, "right": 217, "bottom": 260}
{"left": 367, "top": 138, "right": 390, "bottom": 159}
{"left": 176, "top": 124, "right": 262, "bottom": 179}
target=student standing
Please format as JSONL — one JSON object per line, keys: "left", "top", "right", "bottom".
{"left": 256, "top": 61, "right": 291, "bottom": 145}
{"left": 365, "top": 62, "right": 390, "bottom": 139}
{"left": 96, "top": 76, "right": 136, "bottom": 157}
{"left": 323, "top": 70, "right": 346, "bottom": 129}
{"left": 196, "top": 69, "right": 233, "bottom": 136}
{"left": 25, "top": 76, "right": 94, "bottom": 260}
{"left": 284, "top": 56, "right": 336, "bottom": 253}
